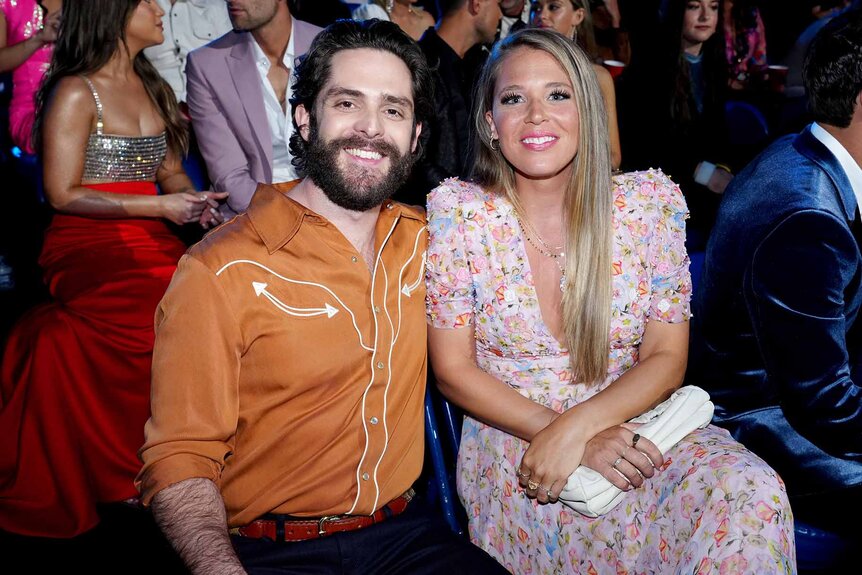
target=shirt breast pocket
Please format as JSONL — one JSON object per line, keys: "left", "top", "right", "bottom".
{"left": 190, "top": 7, "right": 229, "bottom": 43}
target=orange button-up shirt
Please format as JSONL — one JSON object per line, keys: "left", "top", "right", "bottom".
{"left": 137, "top": 182, "right": 428, "bottom": 526}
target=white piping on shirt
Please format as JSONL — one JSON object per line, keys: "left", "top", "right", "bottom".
{"left": 215, "top": 259, "right": 373, "bottom": 351}
{"left": 347, "top": 216, "right": 399, "bottom": 514}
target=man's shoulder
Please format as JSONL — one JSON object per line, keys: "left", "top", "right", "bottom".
{"left": 722, "top": 135, "right": 829, "bottom": 214}
{"left": 293, "top": 18, "right": 325, "bottom": 53}
{"left": 185, "top": 214, "right": 263, "bottom": 273}
{"left": 391, "top": 201, "right": 427, "bottom": 225}
{"left": 417, "top": 28, "right": 444, "bottom": 60}
{"left": 188, "top": 29, "right": 245, "bottom": 65}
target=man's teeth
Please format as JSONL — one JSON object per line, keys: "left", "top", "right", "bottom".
{"left": 522, "top": 136, "right": 556, "bottom": 145}
{"left": 345, "top": 148, "right": 382, "bottom": 160}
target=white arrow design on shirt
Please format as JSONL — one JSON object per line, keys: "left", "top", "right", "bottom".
{"left": 252, "top": 282, "right": 339, "bottom": 318}
{"left": 216, "top": 260, "right": 372, "bottom": 350}
{"left": 400, "top": 252, "right": 426, "bottom": 298}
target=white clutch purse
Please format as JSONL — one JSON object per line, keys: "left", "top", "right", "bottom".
{"left": 558, "top": 385, "right": 714, "bottom": 517}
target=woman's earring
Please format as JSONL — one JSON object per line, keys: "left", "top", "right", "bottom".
{"left": 490, "top": 137, "right": 500, "bottom": 151}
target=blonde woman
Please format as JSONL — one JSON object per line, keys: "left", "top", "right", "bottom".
{"left": 426, "top": 28, "right": 795, "bottom": 575}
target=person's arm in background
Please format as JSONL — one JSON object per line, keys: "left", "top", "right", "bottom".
{"left": 594, "top": 65, "right": 622, "bottom": 169}
{"left": 746, "top": 210, "right": 862, "bottom": 458}
{"left": 600, "top": 0, "right": 631, "bottom": 65}
{"left": 186, "top": 52, "right": 259, "bottom": 216}
{"left": 0, "top": 10, "right": 58, "bottom": 73}
{"left": 156, "top": 147, "right": 228, "bottom": 229}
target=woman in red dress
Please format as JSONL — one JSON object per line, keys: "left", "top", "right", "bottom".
{"left": 0, "top": 0, "right": 227, "bottom": 537}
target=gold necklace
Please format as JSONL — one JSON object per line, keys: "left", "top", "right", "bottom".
{"left": 514, "top": 212, "right": 567, "bottom": 292}
{"left": 516, "top": 210, "right": 564, "bottom": 253}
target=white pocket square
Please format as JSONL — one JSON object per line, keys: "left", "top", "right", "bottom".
{"left": 558, "top": 386, "right": 714, "bottom": 517}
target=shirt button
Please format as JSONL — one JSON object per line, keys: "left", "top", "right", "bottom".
{"left": 362, "top": 472, "right": 370, "bottom": 481}
{"left": 373, "top": 306, "right": 380, "bottom": 313}
{"left": 351, "top": 256, "right": 358, "bottom": 263}
{"left": 370, "top": 416, "right": 379, "bottom": 425}
{"left": 376, "top": 361, "right": 384, "bottom": 369}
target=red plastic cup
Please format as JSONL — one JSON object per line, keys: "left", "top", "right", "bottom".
{"left": 767, "top": 65, "right": 789, "bottom": 93}
{"left": 602, "top": 60, "right": 626, "bottom": 80}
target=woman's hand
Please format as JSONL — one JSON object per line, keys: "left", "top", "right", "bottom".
{"left": 197, "top": 192, "right": 229, "bottom": 229}
{"left": 580, "top": 424, "right": 664, "bottom": 491}
{"left": 36, "top": 11, "right": 61, "bottom": 45}
{"left": 517, "top": 412, "right": 587, "bottom": 505}
{"left": 518, "top": 419, "right": 666, "bottom": 504}
{"left": 161, "top": 192, "right": 210, "bottom": 226}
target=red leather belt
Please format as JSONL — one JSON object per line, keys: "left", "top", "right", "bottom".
{"left": 230, "top": 489, "right": 414, "bottom": 542}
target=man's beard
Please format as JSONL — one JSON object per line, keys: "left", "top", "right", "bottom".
{"left": 303, "top": 124, "right": 417, "bottom": 212}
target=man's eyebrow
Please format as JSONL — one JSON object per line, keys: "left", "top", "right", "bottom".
{"left": 322, "top": 86, "right": 364, "bottom": 100}
{"left": 322, "top": 86, "right": 413, "bottom": 110}
{"left": 382, "top": 94, "right": 413, "bottom": 109}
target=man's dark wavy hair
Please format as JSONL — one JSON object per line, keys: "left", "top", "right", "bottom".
{"left": 804, "top": 8, "right": 862, "bottom": 128}
{"left": 289, "top": 19, "right": 434, "bottom": 173}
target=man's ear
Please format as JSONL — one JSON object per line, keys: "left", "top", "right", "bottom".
{"left": 294, "top": 104, "right": 311, "bottom": 141}
{"left": 468, "top": 0, "right": 481, "bottom": 17}
{"left": 411, "top": 122, "right": 423, "bottom": 154}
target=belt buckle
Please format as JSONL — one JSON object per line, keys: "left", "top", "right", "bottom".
{"left": 317, "top": 515, "right": 342, "bottom": 537}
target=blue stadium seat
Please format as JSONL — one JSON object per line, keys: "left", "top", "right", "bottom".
{"left": 424, "top": 386, "right": 464, "bottom": 535}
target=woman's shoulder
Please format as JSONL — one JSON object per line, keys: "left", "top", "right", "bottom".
{"left": 427, "top": 177, "right": 496, "bottom": 216}
{"left": 47, "top": 76, "right": 97, "bottom": 114}
{"left": 414, "top": 7, "right": 435, "bottom": 28}
{"left": 612, "top": 168, "right": 688, "bottom": 219}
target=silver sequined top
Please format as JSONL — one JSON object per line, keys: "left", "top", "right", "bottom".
{"left": 81, "top": 77, "right": 167, "bottom": 182}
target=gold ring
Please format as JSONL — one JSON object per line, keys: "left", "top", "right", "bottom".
{"left": 546, "top": 488, "right": 554, "bottom": 499}
{"left": 527, "top": 480, "right": 539, "bottom": 491}
{"left": 516, "top": 466, "right": 531, "bottom": 478}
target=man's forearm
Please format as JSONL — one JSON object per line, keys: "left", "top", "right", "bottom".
{"left": 151, "top": 477, "right": 246, "bottom": 575}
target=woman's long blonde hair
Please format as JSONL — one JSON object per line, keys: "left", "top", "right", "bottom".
{"left": 472, "top": 28, "right": 613, "bottom": 384}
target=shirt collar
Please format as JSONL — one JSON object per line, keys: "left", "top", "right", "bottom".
{"left": 247, "top": 181, "right": 425, "bottom": 254}
{"left": 250, "top": 20, "right": 296, "bottom": 70}
{"left": 811, "top": 122, "right": 862, "bottom": 211}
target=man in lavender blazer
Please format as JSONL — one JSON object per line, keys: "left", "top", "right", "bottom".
{"left": 186, "top": 0, "right": 322, "bottom": 217}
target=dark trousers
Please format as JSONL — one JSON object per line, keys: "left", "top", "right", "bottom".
{"left": 231, "top": 497, "right": 507, "bottom": 575}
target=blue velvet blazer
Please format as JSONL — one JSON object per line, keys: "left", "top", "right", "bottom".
{"left": 692, "top": 125, "right": 862, "bottom": 497}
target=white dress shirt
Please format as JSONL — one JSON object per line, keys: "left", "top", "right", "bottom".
{"left": 144, "top": 0, "right": 232, "bottom": 103}
{"left": 811, "top": 122, "right": 862, "bottom": 211}
{"left": 251, "top": 26, "right": 298, "bottom": 183}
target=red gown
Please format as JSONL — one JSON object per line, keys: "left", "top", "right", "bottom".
{"left": 0, "top": 182, "right": 187, "bottom": 537}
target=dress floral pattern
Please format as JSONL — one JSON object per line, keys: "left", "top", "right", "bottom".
{"left": 426, "top": 171, "right": 796, "bottom": 575}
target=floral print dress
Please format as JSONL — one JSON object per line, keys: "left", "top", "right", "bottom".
{"left": 425, "top": 171, "right": 796, "bottom": 575}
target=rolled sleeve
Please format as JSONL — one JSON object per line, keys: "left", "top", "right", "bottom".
{"left": 136, "top": 254, "right": 243, "bottom": 505}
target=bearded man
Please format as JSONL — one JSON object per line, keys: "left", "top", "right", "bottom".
{"left": 136, "top": 19, "right": 507, "bottom": 575}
